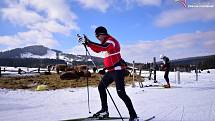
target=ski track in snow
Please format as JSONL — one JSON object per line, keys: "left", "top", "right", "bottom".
{"left": 0, "top": 70, "right": 215, "bottom": 121}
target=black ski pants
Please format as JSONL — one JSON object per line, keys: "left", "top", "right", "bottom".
{"left": 164, "top": 70, "right": 170, "bottom": 84}
{"left": 98, "top": 69, "right": 137, "bottom": 118}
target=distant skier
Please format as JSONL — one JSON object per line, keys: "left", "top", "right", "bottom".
{"left": 160, "top": 54, "right": 171, "bottom": 88}
{"left": 83, "top": 26, "right": 138, "bottom": 121}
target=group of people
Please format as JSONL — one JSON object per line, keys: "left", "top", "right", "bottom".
{"left": 83, "top": 26, "right": 171, "bottom": 121}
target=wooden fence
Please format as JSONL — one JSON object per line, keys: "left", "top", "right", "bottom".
{"left": 0, "top": 67, "right": 49, "bottom": 77}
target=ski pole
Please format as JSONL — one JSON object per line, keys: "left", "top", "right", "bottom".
{"left": 77, "top": 34, "right": 93, "bottom": 114}
{"left": 105, "top": 86, "right": 124, "bottom": 121}
{"left": 86, "top": 77, "right": 91, "bottom": 113}
{"left": 84, "top": 45, "right": 91, "bottom": 114}
{"left": 83, "top": 43, "right": 96, "bottom": 67}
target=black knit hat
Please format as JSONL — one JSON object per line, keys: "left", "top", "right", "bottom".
{"left": 95, "top": 26, "right": 108, "bottom": 35}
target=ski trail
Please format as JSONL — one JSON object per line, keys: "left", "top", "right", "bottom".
{"left": 155, "top": 106, "right": 178, "bottom": 120}
{"left": 208, "top": 102, "right": 213, "bottom": 121}
{"left": 211, "top": 101, "right": 215, "bottom": 121}
{"left": 180, "top": 106, "right": 184, "bottom": 121}
{"left": 0, "top": 89, "right": 10, "bottom": 94}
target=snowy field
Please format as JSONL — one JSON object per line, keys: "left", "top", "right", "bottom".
{"left": 0, "top": 70, "right": 215, "bottom": 121}
{"left": 0, "top": 66, "right": 48, "bottom": 77}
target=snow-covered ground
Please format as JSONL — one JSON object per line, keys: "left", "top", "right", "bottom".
{"left": 21, "top": 50, "right": 57, "bottom": 59}
{"left": 0, "top": 66, "right": 48, "bottom": 77}
{"left": 0, "top": 70, "right": 215, "bottom": 121}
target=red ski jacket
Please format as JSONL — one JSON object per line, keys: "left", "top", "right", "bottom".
{"left": 87, "top": 35, "right": 126, "bottom": 71}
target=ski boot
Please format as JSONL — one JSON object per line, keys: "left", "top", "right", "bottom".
{"left": 129, "top": 117, "right": 139, "bottom": 121}
{"left": 93, "top": 109, "right": 109, "bottom": 118}
{"left": 163, "top": 84, "right": 171, "bottom": 88}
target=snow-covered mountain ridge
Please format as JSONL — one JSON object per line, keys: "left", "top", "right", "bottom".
{"left": 0, "top": 45, "right": 103, "bottom": 63}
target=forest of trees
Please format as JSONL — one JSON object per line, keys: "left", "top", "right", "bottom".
{"left": 0, "top": 58, "right": 104, "bottom": 68}
{"left": 0, "top": 58, "right": 66, "bottom": 68}
{"left": 170, "top": 55, "right": 215, "bottom": 72}
{"left": 133, "top": 55, "right": 215, "bottom": 72}
{"left": 0, "top": 55, "right": 214, "bottom": 71}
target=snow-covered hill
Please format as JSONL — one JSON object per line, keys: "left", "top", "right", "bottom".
{"left": 0, "top": 45, "right": 103, "bottom": 66}
{"left": 0, "top": 45, "right": 60, "bottom": 59}
{"left": 21, "top": 49, "right": 57, "bottom": 59}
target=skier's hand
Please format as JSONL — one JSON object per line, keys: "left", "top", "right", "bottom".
{"left": 98, "top": 69, "right": 106, "bottom": 75}
{"left": 160, "top": 64, "right": 164, "bottom": 70}
{"left": 83, "top": 34, "right": 91, "bottom": 45}
{"left": 93, "top": 67, "right": 97, "bottom": 73}
{"left": 124, "top": 69, "right": 130, "bottom": 77}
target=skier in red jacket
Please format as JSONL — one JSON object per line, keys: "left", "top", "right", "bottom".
{"left": 84, "top": 26, "right": 138, "bottom": 121}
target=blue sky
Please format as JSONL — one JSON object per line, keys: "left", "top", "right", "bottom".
{"left": 0, "top": 0, "right": 215, "bottom": 63}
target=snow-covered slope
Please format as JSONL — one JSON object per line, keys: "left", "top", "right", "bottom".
{"left": 21, "top": 50, "right": 57, "bottom": 59}
{"left": 0, "top": 70, "right": 215, "bottom": 121}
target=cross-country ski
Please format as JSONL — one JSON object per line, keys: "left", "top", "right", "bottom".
{"left": 62, "top": 116, "right": 155, "bottom": 121}
{"left": 62, "top": 116, "right": 129, "bottom": 121}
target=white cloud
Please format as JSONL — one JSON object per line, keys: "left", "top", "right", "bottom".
{"left": 136, "top": 0, "right": 161, "bottom": 6}
{"left": 0, "top": 36, "right": 22, "bottom": 47}
{"left": 125, "top": 0, "right": 161, "bottom": 7}
{"left": 121, "top": 31, "right": 215, "bottom": 63}
{"left": 75, "top": 0, "right": 110, "bottom": 13}
{"left": 1, "top": 4, "right": 44, "bottom": 26}
{"left": 0, "top": 0, "right": 79, "bottom": 49}
{"left": 26, "top": 0, "right": 78, "bottom": 28}
{"left": 28, "top": 20, "right": 72, "bottom": 35}
{"left": 156, "top": 8, "right": 215, "bottom": 27}
{"left": 0, "top": 30, "right": 59, "bottom": 49}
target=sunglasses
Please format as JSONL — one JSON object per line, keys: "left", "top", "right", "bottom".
{"left": 96, "top": 34, "right": 101, "bottom": 37}
{"left": 96, "top": 33, "right": 106, "bottom": 37}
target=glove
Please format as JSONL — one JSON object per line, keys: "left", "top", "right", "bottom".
{"left": 124, "top": 69, "right": 130, "bottom": 77}
{"left": 160, "top": 64, "right": 164, "bottom": 70}
{"left": 98, "top": 69, "right": 106, "bottom": 75}
{"left": 83, "top": 34, "right": 91, "bottom": 45}
{"left": 93, "top": 67, "right": 97, "bottom": 73}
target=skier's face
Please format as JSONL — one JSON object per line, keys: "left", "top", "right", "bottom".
{"left": 96, "top": 34, "right": 105, "bottom": 43}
